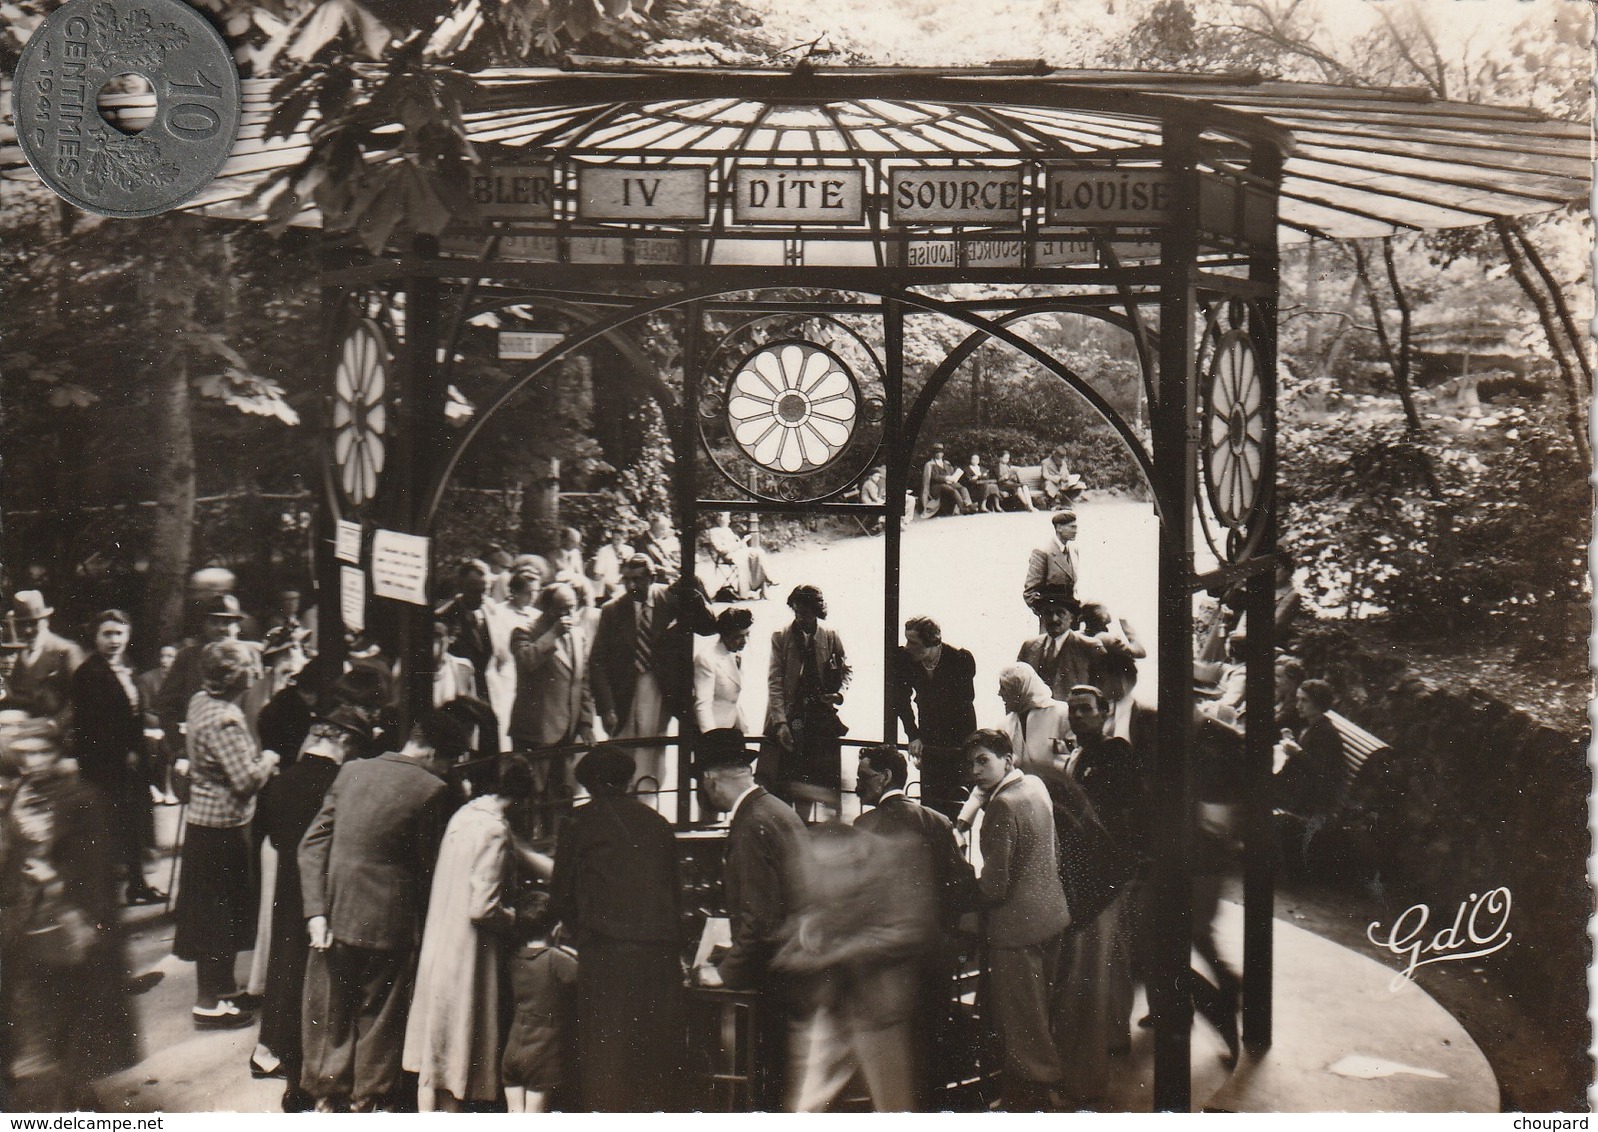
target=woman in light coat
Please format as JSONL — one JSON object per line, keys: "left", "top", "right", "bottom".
{"left": 402, "top": 756, "right": 535, "bottom": 1111}
{"left": 693, "top": 607, "right": 752, "bottom": 733}
{"left": 956, "top": 663, "right": 1071, "bottom": 831}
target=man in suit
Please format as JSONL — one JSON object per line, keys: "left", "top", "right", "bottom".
{"left": 966, "top": 728, "right": 1070, "bottom": 1110}
{"left": 297, "top": 711, "right": 453, "bottom": 1112}
{"left": 1022, "top": 510, "right": 1081, "bottom": 610}
{"left": 1057, "top": 685, "right": 1148, "bottom": 1100}
{"left": 854, "top": 746, "right": 977, "bottom": 1108}
{"left": 9, "top": 590, "right": 86, "bottom": 722}
{"left": 1017, "top": 585, "right": 1105, "bottom": 703}
{"left": 509, "top": 582, "right": 594, "bottom": 836}
{"left": 696, "top": 732, "right": 807, "bottom": 1109}
{"left": 590, "top": 555, "right": 715, "bottom": 805}
{"left": 551, "top": 746, "right": 684, "bottom": 1111}
{"left": 154, "top": 593, "right": 256, "bottom": 740}
{"left": 764, "top": 585, "right": 849, "bottom": 815}
{"left": 435, "top": 560, "right": 495, "bottom": 699}
{"left": 888, "top": 615, "right": 976, "bottom": 820}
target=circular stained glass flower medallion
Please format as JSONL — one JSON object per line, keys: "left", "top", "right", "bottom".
{"left": 726, "top": 341, "right": 860, "bottom": 475}
{"left": 332, "top": 319, "right": 389, "bottom": 507}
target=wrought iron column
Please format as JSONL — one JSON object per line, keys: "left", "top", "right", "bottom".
{"left": 678, "top": 301, "right": 705, "bottom": 826}
{"left": 882, "top": 297, "right": 905, "bottom": 744}
{"left": 1151, "top": 124, "right": 1201, "bottom": 1112}
{"left": 1241, "top": 141, "right": 1283, "bottom": 1050}
{"left": 397, "top": 240, "right": 445, "bottom": 729}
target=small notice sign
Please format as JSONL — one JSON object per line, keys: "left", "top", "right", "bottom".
{"left": 578, "top": 166, "right": 708, "bottom": 221}
{"left": 334, "top": 519, "right": 362, "bottom": 564}
{"left": 500, "top": 233, "right": 561, "bottom": 263}
{"left": 963, "top": 238, "right": 1025, "bottom": 268}
{"left": 339, "top": 566, "right": 366, "bottom": 633}
{"left": 889, "top": 168, "right": 1023, "bottom": 225}
{"left": 371, "top": 529, "right": 430, "bottom": 605}
{"left": 1036, "top": 235, "right": 1098, "bottom": 266}
{"left": 903, "top": 240, "right": 959, "bottom": 268}
{"left": 498, "top": 331, "right": 565, "bottom": 360}
{"left": 470, "top": 165, "right": 556, "bottom": 220}
{"left": 733, "top": 167, "right": 864, "bottom": 224}
{"left": 1046, "top": 167, "right": 1173, "bottom": 226}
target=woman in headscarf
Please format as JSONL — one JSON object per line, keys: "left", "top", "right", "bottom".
{"left": 999, "top": 662, "right": 1072, "bottom": 775}
{"left": 403, "top": 754, "right": 536, "bottom": 1111}
{"left": 955, "top": 663, "right": 1072, "bottom": 832}
{"left": 171, "top": 640, "right": 279, "bottom": 1030}
{"left": 0, "top": 719, "right": 138, "bottom": 1110}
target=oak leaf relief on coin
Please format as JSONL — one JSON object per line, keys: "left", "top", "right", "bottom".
{"left": 84, "top": 128, "right": 181, "bottom": 194}
{"left": 89, "top": 2, "right": 189, "bottom": 70}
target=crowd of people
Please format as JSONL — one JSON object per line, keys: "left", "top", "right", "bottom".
{"left": 0, "top": 496, "right": 1343, "bottom": 1113}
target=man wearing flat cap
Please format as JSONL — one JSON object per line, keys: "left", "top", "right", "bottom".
{"left": 7, "top": 591, "right": 86, "bottom": 723}
{"left": 696, "top": 729, "right": 806, "bottom": 1109}
{"left": 550, "top": 746, "right": 684, "bottom": 1111}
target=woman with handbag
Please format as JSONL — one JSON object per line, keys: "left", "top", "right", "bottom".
{"left": 0, "top": 719, "right": 137, "bottom": 1110}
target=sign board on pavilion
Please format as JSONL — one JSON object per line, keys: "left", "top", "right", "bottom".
{"left": 500, "top": 233, "right": 561, "bottom": 262}
{"left": 732, "top": 167, "right": 865, "bottom": 224}
{"left": 498, "top": 331, "right": 565, "bottom": 359}
{"left": 1045, "top": 167, "right": 1172, "bottom": 225}
{"left": 339, "top": 565, "right": 366, "bottom": 633}
{"left": 963, "top": 237, "right": 1025, "bottom": 268}
{"left": 371, "top": 529, "right": 430, "bottom": 605}
{"left": 889, "top": 168, "right": 1024, "bottom": 224}
{"left": 1035, "top": 234, "right": 1099, "bottom": 266}
{"left": 333, "top": 519, "right": 362, "bottom": 564}
{"left": 470, "top": 165, "right": 556, "bottom": 220}
{"left": 578, "top": 166, "right": 708, "bottom": 221}
{"left": 902, "top": 240, "right": 959, "bottom": 268}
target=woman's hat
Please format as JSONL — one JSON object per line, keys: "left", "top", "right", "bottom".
{"left": 200, "top": 593, "right": 245, "bottom": 620}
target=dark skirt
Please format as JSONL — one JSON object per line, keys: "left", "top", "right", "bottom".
{"left": 173, "top": 823, "right": 258, "bottom": 961}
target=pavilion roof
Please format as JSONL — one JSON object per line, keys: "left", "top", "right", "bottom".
{"left": 3, "top": 63, "right": 1588, "bottom": 238}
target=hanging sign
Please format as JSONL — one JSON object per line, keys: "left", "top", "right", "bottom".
{"left": 902, "top": 240, "right": 959, "bottom": 268}
{"left": 371, "top": 529, "right": 430, "bottom": 605}
{"left": 334, "top": 519, "right": 362, "bottom": 564}
{"left": 500, "top": 233, "right": 561, "bottom": 262}
{"left": 498, "top": 332, "right": 565, "bottom": 360}
{"left": 470, "top": 165, "right": 556, "bottom": 219}
{"left": 339, "top": 566, "right": 366, "bottom": 633}
{"left": 569, "top": 235, "right": 628, "bottom": 264}
{"left": 1045, "top": 167, "right": 1173, "bottom": 225}
{"left": 889, "top": 168, "right": 1023, "bottom": 225}
{"left": 578, "top": 166, "right": 708, "bottom": 221}
{"left": 733, "top": 167, "right": 864, "bottom": 224}
{"left": 1035, "top": 234, "right": 1099, "bottom": 266}
{"left": 962, "top": 237, "right": 1025, "bottom": 268}
{"left": 633, "top": 236, "right": 694, "bottom": 266}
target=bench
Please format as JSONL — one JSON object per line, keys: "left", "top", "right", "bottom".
{"left": 914, "top": 464, "right": 1047, "bottom": 518}
{"left": 1278, "top": 710, "right": 1394, "bottom": 883}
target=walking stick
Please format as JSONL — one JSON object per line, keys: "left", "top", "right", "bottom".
{"left": 166, "top": 793, "right": 187, "bottom": 913}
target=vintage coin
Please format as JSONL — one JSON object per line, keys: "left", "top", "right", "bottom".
{"left": 11, "top": 0, "right": 240, "bottom": 217}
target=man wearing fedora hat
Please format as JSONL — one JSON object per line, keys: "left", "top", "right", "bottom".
{"left": 7, "top": 591, "right": 86, "bottom": 722}
{"left": 919, "top": 442, "right": 972, "bottom": 518}
{"left": 154, "top": 593, "right": 260, "bottom": 741}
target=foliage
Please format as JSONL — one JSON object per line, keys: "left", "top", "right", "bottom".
{"left": 1280, "top": 391, "right": 1587, "bottom": 634}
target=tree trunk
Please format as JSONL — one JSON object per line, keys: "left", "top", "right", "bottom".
{"left": 1494, "top": 219, "right": 1592, "bottom": 466}
{"left": 147, "top": 344, "right": 195, "bottom": 646}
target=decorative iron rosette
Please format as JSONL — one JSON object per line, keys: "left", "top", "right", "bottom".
{"left": 698, "top": 314, "right": 886, "bottom": 504}
{"left": 332, "top": 318, "right": 391, "bottom": 510}
{"left": 1196, "top": 299, "right": 1271, "bottom": 564}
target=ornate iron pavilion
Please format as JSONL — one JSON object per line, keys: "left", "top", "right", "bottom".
{"left": 12, "top": 61, "right": 1584, "bottom": 1110}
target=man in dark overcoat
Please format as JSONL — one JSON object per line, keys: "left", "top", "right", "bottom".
{"left": 550, "top": 746, "right": 684, "bottom": 1111}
